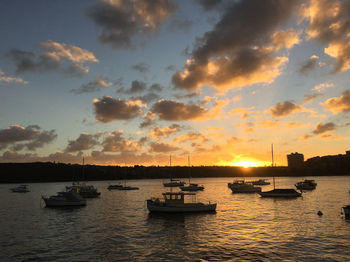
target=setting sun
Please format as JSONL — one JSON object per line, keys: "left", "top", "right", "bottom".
{"left": 232, "top": 161, "right": 260, "bottom": 168}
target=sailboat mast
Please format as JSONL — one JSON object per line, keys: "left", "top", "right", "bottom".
{"left": 271, "top": 144, "right": 275, "bottom": 189}
{"left": 188, "top": 154, "right": 191, "bottom": 183}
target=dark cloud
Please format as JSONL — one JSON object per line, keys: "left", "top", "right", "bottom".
{"left": 172, "top": 0, "right": 300, "bottom": 91}
{"left": 268, "top": 101, "right": 302, "bottom": 117}
{"left": 151, "top": 99, "right": 207, "bottom": 120}
{"left": 303, "top": 0, "right": 350, "bottom": 72}
{"left": 88, "top": 0, "right": 176, "bottom": 48}
{"left": 139, "top": 112, "right": 157, "bottom": 128}
{"left": 102, "top": 131, "right": 143, "bottom": 152}
{"left": 117, "top": 80, "right": 147, "bottom": 94}
{"left": 149, "top": 141, "right": 179, "bottom": 153}
{"left": 149, "top": 83, "right": 164, "bottom": 92}
{"left": 71, "top": 76, "right": 113, "bottom": 94}
{"left": 8, "top": 41, "right": 98, "bottom": 75}
{"left": 130, "top": 92, "right": 160, "bottom": 103}
{"left": 313, "top": 122, "right": 336, "bottom": 135}
{"left": 298, "top": 55, "right": 320, "bottom": 74}
{"left": 323, "top": 90, "right": 350, "bottom": 114}
{"left": 0, "top": 125, "right": 57, "bottom": 151}
{"left": 165, "top": 65, "right": 177, "bottom": 71}
{"left": 93, "top": 96, "right": 143, "bottom": 122}
{"left": 131, "top": 63, "right": 150, "bottom": 73}
{"left": 150, "top": 124, "right": 182, "bottom": 139}
{"left": 65, "top": 133, "right": 101, "bottom": 152}
{"left": 304, "top": 93, "right": 324, "bottom": 103}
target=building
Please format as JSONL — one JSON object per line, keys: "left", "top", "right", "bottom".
{"left": 287, "top": 152, "right": 304, "bottom": 168}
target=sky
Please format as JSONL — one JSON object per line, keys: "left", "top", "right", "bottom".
{"left": 1, "top": 0, "right": 350, "bottom": 167}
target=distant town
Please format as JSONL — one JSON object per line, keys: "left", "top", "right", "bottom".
{"left": 1, "top": 150, "right": 350, "bottom": 183}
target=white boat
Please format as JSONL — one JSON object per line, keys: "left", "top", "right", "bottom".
{"left": 248, "top": 179, "right": 270, "bottom": 185}
{"left": 10, "top": 184, "right": 30, "bottom": 193}
{"left": 228, "top": 180, "right": 261, "bottom": 193}
{"left": 147, "top": 191, "right": 216, "bottom": 213}
{"left": 259, "top": 144, "right": 302, "bottom": 198}
{"left": 342, "top": 205, "right": 350, "bottom": 219}
{"left": 295, "top": 179, "right": 317, "bottom": 190}
{"left": 180, "top": 155, "right": 204, "bottom": 191}
{"left": 42, "top": 191, "right": 86, "bottom": 207}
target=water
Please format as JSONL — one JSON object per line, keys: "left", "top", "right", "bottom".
{"left": 1, "top": 176, "right": 350, "bottom": 261}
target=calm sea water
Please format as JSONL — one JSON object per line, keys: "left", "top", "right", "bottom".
{"left": 1, "top": 176, "right": 350, "bottom": 261}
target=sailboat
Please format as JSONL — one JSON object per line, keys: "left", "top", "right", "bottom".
{"left": 259, "top": 144, "right": 302, "bottom": 198}
{"left": 163, "top": 155, "right": 186, "bottom": 187}
{"left": 66, "top": 157, "right": 101, "bottom": 198}
{"left": 180, "top": 155, "right": 204, "bottom": 191}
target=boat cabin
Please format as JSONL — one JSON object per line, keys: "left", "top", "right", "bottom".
{"left": 162, "top": 192, "right": 196, "bottom": 206}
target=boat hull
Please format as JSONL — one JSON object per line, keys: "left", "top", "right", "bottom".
{"left": 230, "top": 187, "right": 261, "bottom": 193}
{"left": 259, "top": 189, "right": 302, "bottom": 198}
{"left": 147, "top": 200, "right": 216, "bottom": 213}
{"left": 42, "top": 198, "right": 86, "bottom": 207}
{"left": 343, "top": 205, "right": 350, "bottom": 219}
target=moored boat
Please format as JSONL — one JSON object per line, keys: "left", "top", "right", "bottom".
{"left": 163, "top": 178, "right": 186, "bottom": 187}
{"left": 10, "top": 184, "right": 30, "bottom": 193}
{"left": 295, "top": 179, "right": 317, "bottom": 190}
{"left": 259, "top": 188, "right": 302, "bottom": 198}
{"left": 228, "top": 180, "right": 261, "bottom": 193}
{"left": 248, "top": 179, "right": 270, "bottom": 185}
{"left": 342, "top": 205, "right": 350, "bottom": 219}
{"left": 108, "top": 184, "right": 123, "bottom": 190}
{"left": 42, "top": 191, "right": 86, "bottom": 207}
{"left": 66, "top": 182, "right": 101, "bottom": 198}
{"left": 147, "top": 191, "right": 216, "bottom": 213}
{"left": 180, "top": 183, "right": 204, "bottom": 191}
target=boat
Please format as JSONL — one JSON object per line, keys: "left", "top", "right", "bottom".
{"left": 66, "top": 182, "right": 101, "bottom": 198}
{"left": 259, "top": 144, "right": 302, "bottom": 198}
{"left": 247, "top": 179, "right": 270, "bottom": 185}
{"left": 295, "top": 179, "right": 317, "bottom": 190}
{"left": 228, "top": 180, "right": 261, "bottom": 193}
{"left": 107, "top": 183, "right": 123, "bottom": 190}
{"left": 10, "top": 184, "right": 30, "bottom": 193}
{"left": 146, "top": 191, "right": 216, "bottom": 213}
{"left": 163, "top": 155, "right": 186, "bottom": 187}
{"left": 42, "top": 191, "right": 86, "bottom": 207}
{"left": 180, "top": 155, "right": 204, "bottom": 191}
{"left": 66, "top": 158, "right": 101, "bottom": 198}
{"left": 117, "top": 184, "right": 139, "bottom": 190}
{"left": 342, "top": 205, "right": 350, "bottom": 219}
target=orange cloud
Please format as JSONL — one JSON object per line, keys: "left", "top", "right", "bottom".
{"left": 323, "top": 90, "right": 350, "bottom": 114}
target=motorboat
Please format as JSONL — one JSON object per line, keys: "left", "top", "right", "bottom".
{"left": 228, "top": 180, "right": 261, "bottom": 193}
{"left": 295, "top": 179, "right": 317, "bottom": 190}
{"left": 247, "top": 179, "right": 270, "bottom": 185}
{"left": 180, "top": 183, "right": 204, "bottom": 191}
{"left": 66, "top": 182, "right": 101, "bottom": 198}
{"left": 10, "top": 184, "right": 30, "bottom": 193}
{"left": 163, "top": 178, "right": 186, "bottom": 187}
{"left": 342, "top": 205, "right": 350, "bottom": 219}
{"left": 117, "top": 185, "right": 139, "bottom": 190}
{"left": 259, "top": 188, "right": 302, "bottom": 198}
{"left": 107, "top": 184, "right": 123, "bottom": 190}
{"left": 147, "top": 191, "right": 216, "bottom": 213}
{"left": 42, "top": 191, "right": 86, "bottom": 207}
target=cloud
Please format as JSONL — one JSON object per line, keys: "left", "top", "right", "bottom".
{"left": 0, "top": 69, "right": 28, "bottom": 85}
{"left": 304, "top": 93, "right": 324, "bottom": 103}
{"left": 139, "top": 112, "right": 157, "bottom": 128}
{"left": 149, "top": 83, "right": 164, "bottom": 92}
{"left": 88, "top": 0, "right": 176, "bottom": 48}
{"left": 149, "top": 124, "right": 182, "bottom": 139}
{"left": 168, "top": 18, "right": 193, "bottom": 33}
{"left": 149, "top": 141, "right": 180, "bottom": 153}
{"left": 102, "top": 131, "right": 144, "bottom": 152}
{"left": 131, "top": 63, "right": 150, "bottom": 73}
{"left": 151, "top": 99, "right": 208, "bottom": 120}
{"left": 9, "top": 41, "right": 98, "bottom": 75}
{"left": 65, "top": 133, "right": 101, "bottom": 152}
{"left": 195, "top": 0, "right": 223, "bottom": 11}
{"left": 312, "top": 82, "right": 334, "bottom": 92}
{"left": 230, "top": 107, "right": 256, "bottom": 119}
{"left": 93, "top": 96, "right": 144, "bottom": 122}
{"left": 173, "top": 132, "right": 208, "bottom": 144}
{"left": 117, "top": 80, "right": 147, "bottom": 94}
{"left": 0, "top": 125, "right": 57, "bottom": 151}
{"left": 130, "top": 92, "right": 160, "bottom": 103}
{"left": 312, "top": 122, "right": 336, "bottom": 135}
{"left": 323, "top": 90, "right": 350, "bottom": 114}
{"left": 298, "top": 55, "right": 320, "bottom": 74}
{"left": 71, "top": 76, "right": 113, "bottom": 94}
{"left": 172, "top": 0, "right": 300, "bottom": 91}
{"left": 298, "top": 134, "right": 313, "bottom": 140}
{"left": 268, "top": 101, "right": 302, "bottom": 117}
{"left": 302, "top": 0, "right": 350, "bottom": 72}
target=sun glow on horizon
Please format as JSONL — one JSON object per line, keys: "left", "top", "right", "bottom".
{"left": 232, "top": 161, "right": 260, "bottom": 168}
